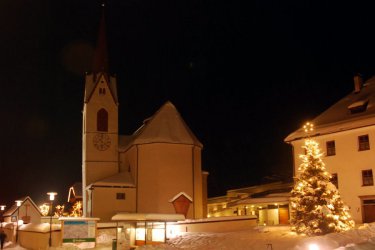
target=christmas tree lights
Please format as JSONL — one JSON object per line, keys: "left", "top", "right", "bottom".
{"left": 290, "top": 123, "right": 355, "bottom": 236}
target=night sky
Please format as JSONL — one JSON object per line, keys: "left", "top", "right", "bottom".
{"left": 1, "top": 1, "right": 375, "bottom": 206}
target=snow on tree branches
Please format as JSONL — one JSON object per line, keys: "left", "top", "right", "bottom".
{"left": 290, "top": 138, "right": 355, "bottom": 236}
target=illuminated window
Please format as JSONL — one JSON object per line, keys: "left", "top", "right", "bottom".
{"left": 358, "top": 135, "right": 370, "bottom": 151}
{"left": 97, "top": 108, "right": 108, "bottom": 132}
{"left": 331, "top": 173, "right": 338, "bottom": 188}
{"left": 116, "top": 193, "right": 125, "bottom": 200}
{"left": 362, "top": 170, "right": 373, "bottom": 186}
{"left": 326, "top": 140, "right": 336, "bottom": 156}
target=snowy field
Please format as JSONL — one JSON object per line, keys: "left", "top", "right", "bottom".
{"left": 4, "top": 223, "right": 375, "bottom": 250}
{"left": 137, "top": 223, "right": 375, "bottom": 250}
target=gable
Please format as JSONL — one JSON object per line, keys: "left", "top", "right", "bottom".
{"left": 3, "top": 196, "right": 42, "bottom": 217}
{"left": 84, "top": 73, "right": 118, "bottom": 105}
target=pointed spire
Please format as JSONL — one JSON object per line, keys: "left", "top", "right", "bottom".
{"left": 92, "top": 3, "right": 109, "bottom": 75}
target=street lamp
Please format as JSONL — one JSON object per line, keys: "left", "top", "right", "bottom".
{"left": 0, "top": 205, "right": 5, "bottom": 228}
{"left": 47, "top": 192, "right": 57, "bottom": 247}
{"left": 15, "top": 200, "right": 22, "bottom": 243}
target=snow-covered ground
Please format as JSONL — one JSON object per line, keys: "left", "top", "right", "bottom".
{"left": 137, "top": 223, "right": 375, "bottom": 250}
{"left": 4, "top": 223, "right": 375, "bottom": 249}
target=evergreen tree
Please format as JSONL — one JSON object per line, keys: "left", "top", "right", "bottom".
{"left": 290, "top": 137, "right": 355, "bottom": 236}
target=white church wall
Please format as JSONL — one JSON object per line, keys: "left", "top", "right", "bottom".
{"left": 92, "top": 187, "right": 136, "bottom": 222}
{"left": 137, "top": 143, "right": 194, "bottom": 218}
{"left": 120, "top": 146, "right": 138, "bottom": 186}
{"left": 192, "top": 146, "right": 204, "bottom": 218}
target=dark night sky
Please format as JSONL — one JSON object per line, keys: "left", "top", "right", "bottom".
{"left": 1, "top": 1, "right": 375, "bottom": 206}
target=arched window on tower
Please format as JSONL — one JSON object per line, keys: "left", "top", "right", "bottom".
{"left": 97, "top": 108, "right": 108, "bottom": 131}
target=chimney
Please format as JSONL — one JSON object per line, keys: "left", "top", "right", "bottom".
{"left": 354, "top": 74, "right": 363, "bottom": 93}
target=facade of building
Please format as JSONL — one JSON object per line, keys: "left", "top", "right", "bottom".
{"left": 82, "top": 8, "right": 207, "bottom": 227}
{"left": 3, "top": 196, "right": 42, "bottom": 224}
{"left": 285, "top": 75, "right": 375, "bottom": 223}
{"left": 207, "top": 182, "right": 292, "bottom": 225}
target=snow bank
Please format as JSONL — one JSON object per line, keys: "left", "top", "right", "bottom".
{"left": 19, "top": 222, "right": 61, "bottom": 232}
{"left": 137, "top": 223, "right": 375, "bottom": 250}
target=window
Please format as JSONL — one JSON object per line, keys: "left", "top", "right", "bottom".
{"left": 99, "top": 87, "right": 106, "bottom": 95}
{"left": 358, "top": 135, "right": 370, "bottom": 151}
{"left": 116, "top": 193, "right": 126, "bottom": 200}
{"left": 362, "top": 170, "right": 374, "bottom": 186}
{"left": 348, "top": 100, "right": 368, "bottom": 114}
{"left": 331, "top": 173, "right": 338, "bottom": 188}
{"left": 326, "top": 140, "right": 336, "bottom": 156}
{"left": 97, "top": 108, "right": 108, "bottom": 132}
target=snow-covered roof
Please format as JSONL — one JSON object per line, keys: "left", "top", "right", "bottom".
{"left": 18, "top": 223, "right": 61, "bottom": 233}
{"left": 3, "top": 196, "right": 42, "bottom": 217}
{"left": 181, "top": 215, "right": 257, "bottom": 224}
{"left": 233, "top": 194, "right": 291, "bottom": 206}
{"left": 168, "top": 192, "right": 193, "bottom": 203}
{"left": 285, "top": 76, "right": 375, "bottom": 142}
{"left": 59, "top": 217, "right": 99, "bottom": 221}
{"left": 112, "top": 213, "right": 185, "bottom": 222}
{"left": 89, "top": 171, "right": 135, "bottom": 188}
{"left": 119, "top": 101, "right": 202, "bottom": 152}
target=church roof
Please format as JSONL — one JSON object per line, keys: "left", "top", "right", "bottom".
{"left": 90, "top": 171, "right": 135, "bottom": 188}
{"left": 285, "top": 76, "right": 375, "bottom": 142}
{"left": 84, "top": 4, "right": 118, "bottom": 104}
{"left": 92, "top": 5, "right": 109, "bottom": 75}
{"left": 119, "top": 101, "right": 203, "bottom": 152}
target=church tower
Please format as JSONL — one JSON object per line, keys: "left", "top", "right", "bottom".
{"left": 82, "top": 6, "right": 119, "bottom": 216}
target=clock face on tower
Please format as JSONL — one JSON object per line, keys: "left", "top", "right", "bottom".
{"left": 93, "top": 133, "right": 111, "bottom": 151}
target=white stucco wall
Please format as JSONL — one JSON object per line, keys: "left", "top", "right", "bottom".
{"left": 136, "top": 143, "right": 195, "bottom": 218}
{"left": 83, "top": 74, "right": 119, "bottom": 217}
{"left": 290, "top": 125, "right": 375, "bottom": 223}
{"left": 91, "top": 187, "right": 136, "bottom": 222}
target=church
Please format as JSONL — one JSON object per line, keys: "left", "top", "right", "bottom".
{"left": 81, "top": 8, "right": 208, "bottom": 223}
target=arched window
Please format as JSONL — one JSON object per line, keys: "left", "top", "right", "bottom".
{"left": 97, "top": 108, "right": 108, "bottom": 131}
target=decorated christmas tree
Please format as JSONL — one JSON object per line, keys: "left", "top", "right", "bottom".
{"left": 290, "top": 123, "right": 355, "bottom": 236}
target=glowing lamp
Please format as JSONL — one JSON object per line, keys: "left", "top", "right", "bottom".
{"left": 0, "top": 205, "right": 6, "bottom": 211}
{"left": 308, "top": 243, "right": 320, "bottom": 250}
{"left": 15, "top": 200, "right": 22, "bottom": 207}
{"left": 47, "top": 192, "right": 57, "bottom": 247}
{"left": 47, "top": 192, "right": 57, "bottom": 201}
{"left": 303, "top": 122, "right": 314, "bottom": 133}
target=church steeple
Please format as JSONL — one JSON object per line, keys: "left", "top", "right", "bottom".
{"left": 84, "top": 3, "right": 118, "bottom": 104}
{"left": 92, "top": 4, "right": 109, "bottom": 75}
{"left": 82, "top": 2, "right": 119, "bottom": 217}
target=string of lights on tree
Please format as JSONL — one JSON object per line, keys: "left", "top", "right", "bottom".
{"left": 290, "top": 122, "right": 355, "bottom": 236}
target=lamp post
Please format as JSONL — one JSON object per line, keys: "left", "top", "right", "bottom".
{"left": 0, "top": 205, "right": 5, "bottom": 228}
{"left": 15, "top": 200, "right": 22, "bottom": 243}
{"left": 47, "top": 192, "right": 57, "bottom": 247}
